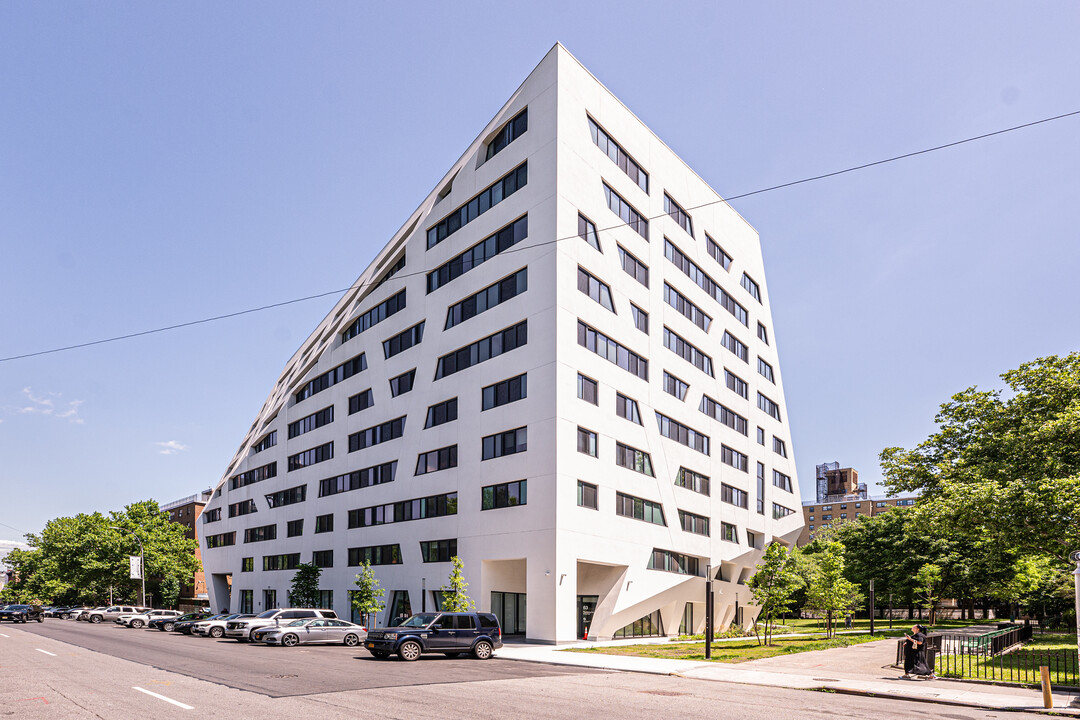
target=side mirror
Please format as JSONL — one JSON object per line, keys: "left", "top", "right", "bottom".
{"left": 430, "top": 628, "right": 439, "bottom": 635}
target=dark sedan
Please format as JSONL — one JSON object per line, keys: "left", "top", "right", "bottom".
{"left": 149, "top": 611, "right": 213, "bottom": 632}
{"left": 173, "top": 612, "right": 216, "bottom": 634}
{"left": 0, "top": 604, "right": 45, "bottom": 623}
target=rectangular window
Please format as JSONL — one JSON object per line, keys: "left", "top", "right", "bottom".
{"left": 263, "top": 553, "right": 301, "bottom": 571}
{"left": 577, "top": 480, "right": 598, "bottom": 510}
{"left": 312, "top": 550, "right": 334, "bottom": 568}
{"left": 435, "top": 320, "right": 528, "bottom": 379}
{"left": 202, "top": 508, "right": 221, "bottom": 523}
{"left": 577, "top": 426, "right": 598, "bottom": 457}
{"left": 230, "top": 462, "right": 277, "bottom": 490}
{"left": 485, "top": 107, "right": 527, "bottom": 160}
{"left": 348, "top": 389, "right": 374, "bottom": 415}
{"left": 318, "top": 461, "right": 397, "bottom": 497}
{"left": 419, "top": 539, "right": 458, "bottom": 563}
{"left": 664, "top": 193, "right": 693, "bottom": 237}
{"left": 427, "top": 162, "right": 528, "bottom": 249}
{"left": 758, "top": 393, "right": 782, "bottom": 422}
{"left": 288, "top": 442, "right": 333, "bottom": 471}
{"left": 205, "top": 531, "right": 235, "bottom": 548}
{"left": 617, "top": 245, "right": 649, "bottom": 287}
{"left": 265, "top": 485, "right": 306, "bottom": 508}
{"left": 615, "top": 442, "right": 654, "bottom": 476}
{"left": 721, "top": 522, "right": 738, "bottom": 543}
{"left": 648, "top": 549, "right": 699, "bottom": 576}
{"left": 664, "top": 283, "right": 711, "bottom": 332}
{"left": 721, "top": 332, "right": 749, "bottom": 363}
{"left": 757, "top": 357, "right": 775, "bottom": 383}
{"left": 663, "top": 371, "right": 689, "bottom": 400}
{"left": 252, "top": 431, "right": 277, "bottom": 454}
{"left": 288, "top": 406, "right": 334, "bottom": 439}
{"left": 679, "top": 510, "right": 710, "bottom": 536}
{"left": 664, "top": 327, "right": 714, "bottom": 377}
{"left": 756, "top": 464, "right": 765, "bottom": 514}
{"left": 616, "top": 492, "right": 666, "bottom": 526}
{"left": 726, "top": 369, "right": 748, "bottom": 399}
{"left": 577, "top": 374, "right": 598, "bottom": 405}
{"left": 286, "top": 519, "right": 304, "bottom": 537}
{"left": 757, "top": 322, "right": 769, "bottom": 345}
{"left": 482, "top": 373, "right": 527, "bottom": 410}
{"left": 589, "top": 117, "right": 649, "bottom": 193}
{"left": 383, "top": 322, "right": 425, "bottom": 359}
{"left": 720, "top": 445, "right": 749, "bottom": 472}
{"left": 577, "top": 320, "right": 648, "bottom": 381}
{"left": 656, "top": 412, "right": 710, "bottom": 455}
{"left": 241, "top": 557, "right": 253, "bottom": 572}
{"left": 482, "top": 427, "right": 527, "bottom": 460}
{"left": 295, "top": 353, "right": 367, "bottom": 404}
{"left": 348, "top": 544, "right": 402, "bottom": 566}
{"left": 616, "top": 393, "right": 642, "bottom": 424}
{"left": 579, "top": 212, "right": 601, "bottom": 252}
{"left": 348, "top": 416, "right": 406, "bottom": 452}
{"left": 757, "top": 427, "right": 765, "bottom": 445}
{"left": 665, "top": 239, "right": 747, "bottom": 326}
{"left": 389, "top": 369, "right": 416, "bottom": 397}
{"left": 699, "top": 395, "right": 749, "bottom": 436}
{"left": 315, "top": 514, "right": 334, "bottom": 533}
{"left": 773, "top": 471, "right": 793, "bottom": 493}
{"left": 228, "top": 500, "right": 257, "bottom": 518}
{"left": 578, "top": 266, "right": 616, "bottom": 312}
{"left": 604, "top": 182, "right": 649, "bottom": 240}
{"left": 348, "top": 492, "right": 458, "bottom": 528}
{"left": 773, "top": 503, "right": 795, "bottom": 520}
{"left": 773, "top": 437, "right": 787, "bottom": 457}
{"left": 445, "top": 268, "right": 528, "bottom": 330}
{"left": 706, "top": 234, "right": 732, "bottom": 271}
{"left": 425, "top": 398, "right": 458, "bottom": 428}
{"left": 721, "top": 483, "right": 748, "bottom": 509}
{"left": 427, "top": 215, "right": 529, "bottom": 293}
{"left": 239, "top": 590, "right": 253, "bottom": 613}
{"left": 675, "top": 467, "right": 710, "bottom": 496}
{"left": 741, "top": 272, "right": 761, "bottom": 303}
{"left": 630, "top": 303, "right": 649, "bottom": 334}
{"left": 482, "top": 480, "right": 527, "bottom": 510}
{"left": 415, "top": 445, "right": 457, "bottom": 475}
{"left": 342, "top": 290, "right": 406, "bottom": 343}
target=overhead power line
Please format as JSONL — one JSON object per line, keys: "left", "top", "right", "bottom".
{"left": 2, "top": 109, "right": 1077, "bottom": 365}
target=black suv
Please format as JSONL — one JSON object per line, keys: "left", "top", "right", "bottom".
{"left": 365, "top": 612, "right": 502, "bottom": 661}
{"left": 0, "top": 604, "right": 45, "bottom": 623}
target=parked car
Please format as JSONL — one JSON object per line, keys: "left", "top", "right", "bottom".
{"left": 80, "top": 606, "right": 148, "bottom": 624}
{"left": 225, "top": 608, "right": 338, "bottom": 642}
{"left": 149, "top": 611, "right": 211, "bottom": 632}
{"left": 192, "top": 613, "right": 254, "bottom": 638}
{"left": 63, "top": 607, "right": 94, "bottom": 620}
{"left": 44, "top": 606, "right": 72, "bottom": 618}
{"left": 173, "top": 613, "right": 216, "bottom": 634}
{"left": 257, "top": 618, "right": 366, "bottom": 647}
{"left": 71, "top": 606, "right": 108, "bottom": 621}
{"left": 0, "top": 604, "right": 45, "bottom": 623}
{"left": 117, "top": 609, "right": 182, "bottom": 629}
{"left": 365, "top": 612, "right": 501, "bottom": 661}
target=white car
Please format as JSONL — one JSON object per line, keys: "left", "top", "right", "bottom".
{"left": 192, "top": 613, "right": 253, "bottom": 638}
{"left": 118, "top": 609, "right": 182, "bottom": 629}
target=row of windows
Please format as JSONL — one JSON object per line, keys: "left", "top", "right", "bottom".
{"left": 664, "top": 193, "right": 693, "bottom": 237}
{"left": 700, "top": 395, "right": 749, "bottom": 436}
{"left": 679, "top": 509, "right": 710, "bottom": 536}
{"left": 229, "top": 499, "right": 257, "bottom": 518}
{"left": 721, "top": 331, "right": 748, "bottom": 363}
{"left": 481, "top": 479, "right": 526, "bottom": 510}
{"left": 665, "top": 239, "right": 748, "bottom": 326}
{"left": 616, "top": 441, "right": 653, "bottom": 476}
{"left": 578, "top": 266, "right": 615, "bottom": 313}
{"left": 445, "top": 268, "right": 527, "bottom": 329}
{"left": 203, "top": 508, "right": 221, "bottom": 523}
{"left": 482, "top": 427, "right": 527, "bottom": 460}
{"left": 720, "top": 444, "right": 749, "bottom": 472}
{"left": 373, "top": 253, "right": 406, "bottom": 291}
{"left": 436, "top": 320, "right": 528, "bottom": 379}
{"left": 427, "top": 215, "right": 528, "bottom": 294}
{"left": 427, "top": 162, "right": 528, "bottom": 249}
{"left": 295, "top": 353, "right": 367, "bottom": 404}
{"left": 230, "top": 462, "right": 277, "bottom": 490}
{"left": 616, "top": 491, "right": 665, "bottom": 526}
{"left": 265, "top": 485, "right": 306, "bottom": 509}
{"left": 252, "top": 431, "right": 277, "bottom": 454}
{"left": 707, "top": 235, "right": 732, "bottom": 271}
{"left": 349, "top": 389, "right": 374, "bottom": 415}
{"left": 656, "top": 411, "right": 710, "bottom": 455}
{"left": 205, "top": 531, "right": 235, "bottom": 548}
{"left": 415, "top": 445, "right": 457, "bottom": 475}
{"left": 618, "top": 245, "right": 649, "bottom": 286}
{"left": 721, "top": 482, "right": 748, "bottom": 508}
{"left": 663, "top": 370, "right": 688, "bottom": 400}
{"left": 419, "top": 538, "right": 458, "bottom": 563}
{"left": 482, "top": 373, "right": 527, "bottom": 410}
{"left": 384, "top": 321, "right": 424, "bottom": 359}
{"left": 318, "top": 461, "right": 398, "bottom": 497}
{"left": 288, "top": 442, "right": 333, "bottom": 472}
{"left": 342, "top": 289, "right": 406, "bottom": 343}
{"left": 244, "top": 524, "right": 276, "bottom": 543}
{"left": 348, "top": 416, "right": 406, "bottom": 452}
{"left": 577, "top": 320, "right": 648, "bottom": 381}
{"left": 648, "top": 549, "right": 699, "bottom": 576}
{"left": 604, "top": 182, "right": 649, "bottom": 240}
{"left": 389, "top": 369, "right": 415, "bottom": 397}
{"left": 675, "top": 467, "right": 710, "bottom": 496}
{"left": 664, "top": 327, "right": 714, "bottom": 377}
{"left": 485, "top": 107, "right": 528, "bottom": 161}
{"left": 664, "top": 283, "right": 711, "bottom": 332}
{"left": 263, "top": 553, "right": 300, "bottom": 571}
{"left": 348, "top": 492, "right": 458, "bottom": 528}
{"left": 246, "top": 540, "right": 459, "bottom": 570}
{"left": 758, "top": 392, "right": 782, "bottom": 422}
{"left": 589, "top": 116, "right": 649, "bottom": 193}
{"left": 288, "top": 406, "right": 333, "bottom": 440}
{"left": 425, "top": 397, "right": 458, "bottom": 428}
{"left": 773, "top": 470, "right": 793, "bottom": 492}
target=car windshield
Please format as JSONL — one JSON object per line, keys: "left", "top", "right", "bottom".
{"left": 256, "top": 610, "right": 278, "bottom": 619}
{"left": 286, "top": 619, "right": 312, "bottom": 627}
{"left": 8, "top": 605, "right": 28, "bottom": 610}
{"left": 398, "top": 614, "right": 438, "bottom": 628}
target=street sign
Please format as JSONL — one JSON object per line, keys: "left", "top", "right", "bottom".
{"left": 129, "top": 556, "right": 142, "bottom": 580}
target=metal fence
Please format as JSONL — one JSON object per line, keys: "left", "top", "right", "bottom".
{"left": 937, "top": 646, "right": 1079, "bottom": 686}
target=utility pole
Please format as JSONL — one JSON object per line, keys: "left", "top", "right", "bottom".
{"left": 869, "top": 579, "right": 875, "bottom": 635}
{"left": 704, "top": 564, "right": 713, "bottom": 660}
{"left": 110, "top": 526, "right": 145, "bottom": 608}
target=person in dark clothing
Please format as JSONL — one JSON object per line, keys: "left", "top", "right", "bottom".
{"left": 903, "top": 624, "right": 934, "bottom": 678}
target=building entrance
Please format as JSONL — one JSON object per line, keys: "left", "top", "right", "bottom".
{"left": 577, "top": 595, "right": 598, "bottom": 639}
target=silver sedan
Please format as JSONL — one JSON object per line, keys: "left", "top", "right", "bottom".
{"left": 258, "top": 618, "right": 367, "bottom": 647}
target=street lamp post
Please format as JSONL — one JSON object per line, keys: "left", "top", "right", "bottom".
{"left": 110, "top": 526, "right": 145, "bottom": 608}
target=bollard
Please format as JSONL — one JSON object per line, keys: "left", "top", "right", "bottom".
{"left": 1040, "top": 665, "right": 1052, "bottom": 709}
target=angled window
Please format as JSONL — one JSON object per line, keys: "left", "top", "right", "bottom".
{"left": 720, "top": 445, "right": 749, "bottom": 472}
{"left": 427, "top": 215, "right": 528, "bottom": 293}
{"left": 617, "top": 245, "right": 649, "bottom": 287}
{"left": 656, "top": 412, "right": 710, "bottom": 455}
{"left": 757, "top": 357, "right": 775, "bottom": 383}
{"left": 589, "top": 116, "right": 649, "bottom": 193}
{"left": 383, "top": 322, "right": 425, "bottom": 359}
{"left": 252, "top": 431, "right": 277, "bottom": 454}
{"left": 348, "top": 389, "right": 374, "bottom": 415}
{"left": 773, "top": 437, "right": 788, "bottom": 457}
{"left": 244, "top": 524, "right": 277, "bottom": 543}
{"left": 578, "top": 266, "right": 616, "bottom": 313}
{"left": 773, "top": 470, "right": 792, "bottom": 492}
{"left": 741, "top": 272, "right": 762, "bottom": 303}
{"left": 342, "top": 290, "right": 406, "bottom": 343}
{"left": 616, "top": 392, "right": 642, "bottom": 424}
{"left": 615, "top": 442, "right": 653, "bottom": 476}
{"left": 665, "top": 239, "right": 747, "bottom": 326}
{"left": 427, "top": 162, "right": 527, "bottom": 249}
{"left": 578, "top": 212, "right": 601, "bottom": 252}
{"left": 485, "top": 107, "right": 528, "bottom": 161}
{"left": 721, "top": 331, "right": 749, "bottom": 363}
{"left": 288, "top": 405, "right": 333, "bottom": 439}
{"left": 435, "top": 321, "right": 528, "bottom": 379}
{"left": 348, "top": 545, "right": 402, "bottom": 566}
{"left": 720, "top": 522, "right": 738, "bottom": 543}
{"left": 348, "top": 492, "right": 458, "bottom": 528}
{"left": 664, "top": 283, "right": 711, "bottom": 332}
{"left": 295, "top": 353, "right": 366, "bottom": 404}
{"left": 425, "top": 398, "right": 458, "bottom": 429}
{"left": 287, "top": 442, "right": 333, "bottom": 471}
{"left": 415, "top": 445, "right": 458, "bottom": 475}
{"left": 389, "top": 369, "right": 416, "bottom": 397}
{"left": 630, "top": 303, "right": 649, "bottom": 334}
{"left": 577, "top": 373, "right": 598, "bottom": 405}
{"left": 647, "top": 549, "right": 699, "bottom": 576}
{"left": 348, "top": 417, "right": 406, "bottom": 452}
{"left": 577, "top": 320, "right": 648, "bottom": 381}
{"left": 230, "top": 462, "right": 276, "bottom": 490}
{"left": 419, "top": 539, "right": 458, "bottom": 563}
{"left": 675, "top": 467, "right": 710, "bottom": 496}
{"left": 604, "top": 182, "right": 649, "bottom": 240}
{"left": 664, "top": 193, "right": 693, "bottom": 237}
{"left": 725, "top": 369, "right": 748, "bottom": 399}
{"left": 721, "top": 482, "right": 748, "bottom": 508}
{"left": 706, "top": 234, "right": 732, "bottom": 271}
{"left": 445, "top": 268, "right": 527, "bottom": 329}
{"left": 577, "top": 480, "right": 598, "bottom": 510}
{"left": 699, "top": 395, "right": 748, "bottom": 435}
{"left": 758, "top": 392, "right": 782, "bottom": 422}
{"left": 664, "top": 327, "right": 714, "bottom": 377}
{"left": 265, "top": 485, "right": 306, "bottom": 508}
{"left": 616, "top": 492, "right": 666, "bottom": 526}
{"left": 679, "top": 510, "right": 710, "bottom": 536}
{"left": 757, "top": 322, "right": 769, "bottom": 345}
{"left": 482, "top": 373, "right": 527, "bottom": 410}
{"left": 318, "top": 461, "right": 397, "bottom": 497}
{"left": 482, "top": 427, "right": 527, "bottom": 460}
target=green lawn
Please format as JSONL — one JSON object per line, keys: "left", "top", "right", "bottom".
{"left": 937, "top": 633, "right": 1079, "bottom": 686}
{"left": 565, "top": 631, "right": 907, "bottom": 663}
{"left": 674, "top": 616, "right": 989, "bottom": 641}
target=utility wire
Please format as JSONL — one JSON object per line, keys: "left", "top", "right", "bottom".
{"left": 2, "top": 109, "right": 1077, "bottom": 365}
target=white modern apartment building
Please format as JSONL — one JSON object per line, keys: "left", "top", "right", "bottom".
{"left": 200, "top": 44, "right": 803, "bottom": 643}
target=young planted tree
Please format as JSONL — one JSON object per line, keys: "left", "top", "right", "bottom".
{"left": 351, "top": 560, "right": 386, "bottom": 629}
{"left": 159, "top": 575, "right": 181, "bottom": 609}
{"left": 287, "top": 562, "right": 322, "bottom": 609}
{"left": 440, "top": 556, "right": 474, "bottom": 612}
{"left": 805, "top": 541, "right": 861, "bottom": 638}
{"left": 913, "top": 563, "right": 942, "bottom": 625}
{"left": 747, "top": 542, "right": 801, "bottom": 646}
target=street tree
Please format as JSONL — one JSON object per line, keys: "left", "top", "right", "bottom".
{"left": 747, "top": 542, "right": 801, "bottom": 645}
{"left": 159, "top": 575, "right": 181, "bottom": 609}
{"left": 440, "top": 556, "right": 474, "bottom": 612}
{"left": 805, "top": 541, "right": 861, "bottom": 638}
{"left": 913, "top": 563, "right": 943, "bottom": 625}
{"left": 351, "top": 560, "right": 387, "bottom": 628}
{"left": 287, "top": 562, "right": 322, "bottom": 609}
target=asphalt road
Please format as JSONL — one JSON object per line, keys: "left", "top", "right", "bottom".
{"left": 1, "top": 620, "right": 1017, "bottom": 719}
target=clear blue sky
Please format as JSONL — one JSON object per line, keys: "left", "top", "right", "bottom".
{"left": 2, "top": 2, "right": 1078, "bottom": 538}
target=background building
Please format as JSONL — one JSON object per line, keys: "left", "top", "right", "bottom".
{"left": 162, "top": 490, "right": 212, "bottom": 610}
{"left": 798, "top": 466, "right": 918, "bottom": 545}
{"left": 199, "top": 44, "right": 803, "bottom": 643}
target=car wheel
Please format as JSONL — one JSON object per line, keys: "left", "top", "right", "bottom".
{"left": 37, "top": 616, "right": 44, "bottom": 623}
{"left": 343, "top": 634, "right": 360, "bottom": 647}
{"left": 472, "top": 640, "right": 493, "bottom": 660}
{"left": 90, "top": 615, "right": 102, "bottom": 624}
{"left": 163, "top": 622, "right": 175, "bottom": 632}
{"left": 281, "top": 634, "right": 299, "bottom": 647}
{"left": 398, "top": 640, "right": 422, "bottom": 661}
{"left": 209, "top": 626, "right": 224, "bottom": 638}
{"left": 131, "top": 619, "right": 144, "bottom": 629}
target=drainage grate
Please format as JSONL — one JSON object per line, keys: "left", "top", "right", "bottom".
{"left": 638, "top": 690, "right": 689, "bottom": 697}
{"left": 268, "top": 674, "right": 298, "bottom": 679}
{"left": 812, "top": 678, "right": 840, "bottom": 682}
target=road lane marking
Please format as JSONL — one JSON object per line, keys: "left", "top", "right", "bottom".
{"left": 132, "top": 687, "right": 193, "bottom": 710}
{"left": 0, "top": 632, "right": 9, "bottom": 637}
{"left": 35, "top": 649, "right": 57, "bottom": 656}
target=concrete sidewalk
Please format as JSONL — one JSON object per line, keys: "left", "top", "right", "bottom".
{"left": 498, "top": 636, "right": 1080, "bottom": 715}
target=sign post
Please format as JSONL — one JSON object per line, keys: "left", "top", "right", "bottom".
{"left": 1070, "top": 550, "right": 1080, "bottom": 663}
{"left": 869, "top": 578, "right": 875, "bottom": 635}
{"left": 110, "top": 526, "right": 146, "bottom": 608}
{"left": 705, "top": 564, "right": 713, "bottom": 660}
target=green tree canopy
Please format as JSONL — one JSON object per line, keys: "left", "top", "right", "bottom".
{"left": 440, "top": 556, "right": 474, "bottom": 612}
{"left": 287, "top": 562, "right": 323, "bottom": 609}
{"left": 351, "top": 560, "right": 387, "bottom": 627}
{"left": 804, "top": 541, "right": 861, "bottom": 638}
{"left": 747, "top": 542, "right": 801, "bottom": 645}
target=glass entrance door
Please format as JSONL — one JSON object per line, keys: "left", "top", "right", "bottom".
{"left": 491, "top": 591, "right": 526, "bottom": 635}
{"left": 577, "top": 595, "right": 598, "bottom": 639}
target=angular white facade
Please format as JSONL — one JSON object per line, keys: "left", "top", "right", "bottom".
{"left": 200, "top": 44, "right": 803, "bottom": 643}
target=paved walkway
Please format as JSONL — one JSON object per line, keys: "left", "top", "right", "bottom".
{"left": 499, "top": 635, "right": 1080, "bottom": 715}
